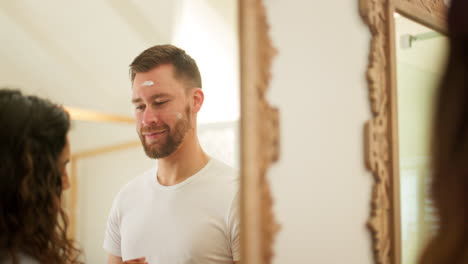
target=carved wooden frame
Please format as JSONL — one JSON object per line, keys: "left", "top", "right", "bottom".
{"left": 239, "top": 0, "right": 280, "bottom": 264}
{"left": 359, "top": 0, "right": 447, "bottom": 263}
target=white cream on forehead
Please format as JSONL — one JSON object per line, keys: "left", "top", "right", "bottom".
{"left": 141, "top": 80, "right": 154, "bottom": 87}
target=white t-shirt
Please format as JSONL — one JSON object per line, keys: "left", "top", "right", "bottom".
{"left": 103, "top": 158, "right": 239, "bottom": 264}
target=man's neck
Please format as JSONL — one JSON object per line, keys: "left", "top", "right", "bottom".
{"left": 156, "top": 132, "right": 209, "bottom": 186}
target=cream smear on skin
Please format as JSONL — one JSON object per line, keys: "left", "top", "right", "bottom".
{"left": 141, "top": 80, "right": 154, "bottom": 87}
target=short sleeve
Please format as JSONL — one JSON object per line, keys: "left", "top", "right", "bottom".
{"left": 103, "top": 193, "right": 122, "bottom": 257}
{"left": 227, "top": 191, "right": 240, "bottom": 261}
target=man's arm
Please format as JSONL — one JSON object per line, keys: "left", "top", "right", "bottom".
{"left": 104, "top": 194, "right": 126, "bottom": 263}
{"left": 107, "top": 254, "right": 123, "bottom": 264}
{"left": 108, "top": 254, "right": 147, "bottom": 264}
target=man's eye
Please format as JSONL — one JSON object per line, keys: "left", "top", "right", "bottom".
{"left": 135, "top": 105, "right": 145, "bottom": 111}
{"left": 154, "top": 101, "right": 168, "bottom": 106}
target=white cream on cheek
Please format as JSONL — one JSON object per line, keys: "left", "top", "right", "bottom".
{"left": 138, "top": 111, "right": 183, "bottom": 128}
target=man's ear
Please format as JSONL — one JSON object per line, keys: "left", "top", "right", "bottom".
{"left": 191, "top": 88, "right": 204, "bottom": 113}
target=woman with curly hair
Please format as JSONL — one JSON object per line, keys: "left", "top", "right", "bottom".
{"left": 0, "top": 89, "right": 82, "bottom": 264}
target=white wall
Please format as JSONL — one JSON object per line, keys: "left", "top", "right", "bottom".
{"left": 172, "top": 0, "right": 239, "bottom": 124}
{"left": 265, "top": 1, "right": 374, "bottom": 263}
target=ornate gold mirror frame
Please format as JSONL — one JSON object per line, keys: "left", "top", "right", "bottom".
{"left": 239, "top": 0, "right": 280, "bottom": 264}
{"left": 359, "top": 0, "right": 447, "bottom": 263}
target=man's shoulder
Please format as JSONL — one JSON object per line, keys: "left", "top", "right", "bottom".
{"left": 209, "top": 158, "right": 237, "bottom": 174}
{"left": 115, "top": 166, "right": 156, "bottom": 199}
{"left": 208, "top": 158, "right": 238, "bottom": 180}
{"left": 200, "top": 158, "right": 239, "bottom": 196}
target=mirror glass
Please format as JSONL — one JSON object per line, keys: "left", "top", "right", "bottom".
{"left": 1, "top": 0, "right": 239, "bottom": 262}
{"left": 394, "top": 13, "right": 449, "bottom": 264}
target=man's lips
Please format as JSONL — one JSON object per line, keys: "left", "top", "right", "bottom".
{"left": 143, "top": 129, "right": 167, "bottom": 138}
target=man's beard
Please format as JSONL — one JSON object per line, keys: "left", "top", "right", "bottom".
{"left": 139, "top": 106, "right": 191, "bottom": 159}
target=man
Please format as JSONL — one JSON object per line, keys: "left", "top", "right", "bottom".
{"left": 103, "top": 45, "right": 239, "bottom": 264}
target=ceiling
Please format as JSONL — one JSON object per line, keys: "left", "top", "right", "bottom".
{"left": 0, "top": 0, "right": 180, "bottom": 117}
{"left": 395, "top": 13, "right": 449, "bottom": 76}
{"left": 0, "top": 0, "right": 238, "bottom": 153}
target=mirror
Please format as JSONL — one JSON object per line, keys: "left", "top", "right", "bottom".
{"left": 394, "top": 14, "right": 448, "bottom": 264}
{"left": 0, "top": 0, "right": 243, "bottom": 263}
{"left": 360, "top": 0, "right": 448, "bottom": 263}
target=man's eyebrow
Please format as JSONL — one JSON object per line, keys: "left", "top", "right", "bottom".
{"left": 131, "top": 93, "right": 173, "bottom": 104}
{"left": 131, "top": 98, "right": 142, "bottom": 104}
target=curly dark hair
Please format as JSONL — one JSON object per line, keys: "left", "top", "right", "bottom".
{"left": 0, "top": 89, "right": 82, "bottom": 263}
{"left": 419, "top": 0, "right": 468, "bottom": 263}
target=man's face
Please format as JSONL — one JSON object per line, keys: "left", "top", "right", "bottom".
{"left": 132, "top": 64, "right": 192, "bottom": 159}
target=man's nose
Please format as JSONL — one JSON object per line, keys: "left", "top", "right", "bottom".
{"left": 142, "top": 108, "right": 159, "bottom": 126}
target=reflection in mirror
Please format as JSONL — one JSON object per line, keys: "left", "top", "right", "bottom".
{"left": 1, "top": 1, "right": 239, "bottom": 263}
{"left": 394, "top": 13, "right": 449, "bottom": 264}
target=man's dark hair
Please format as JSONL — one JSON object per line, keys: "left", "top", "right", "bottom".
{"left": 130, "top": 44, "right": 202, "bottom": 89}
